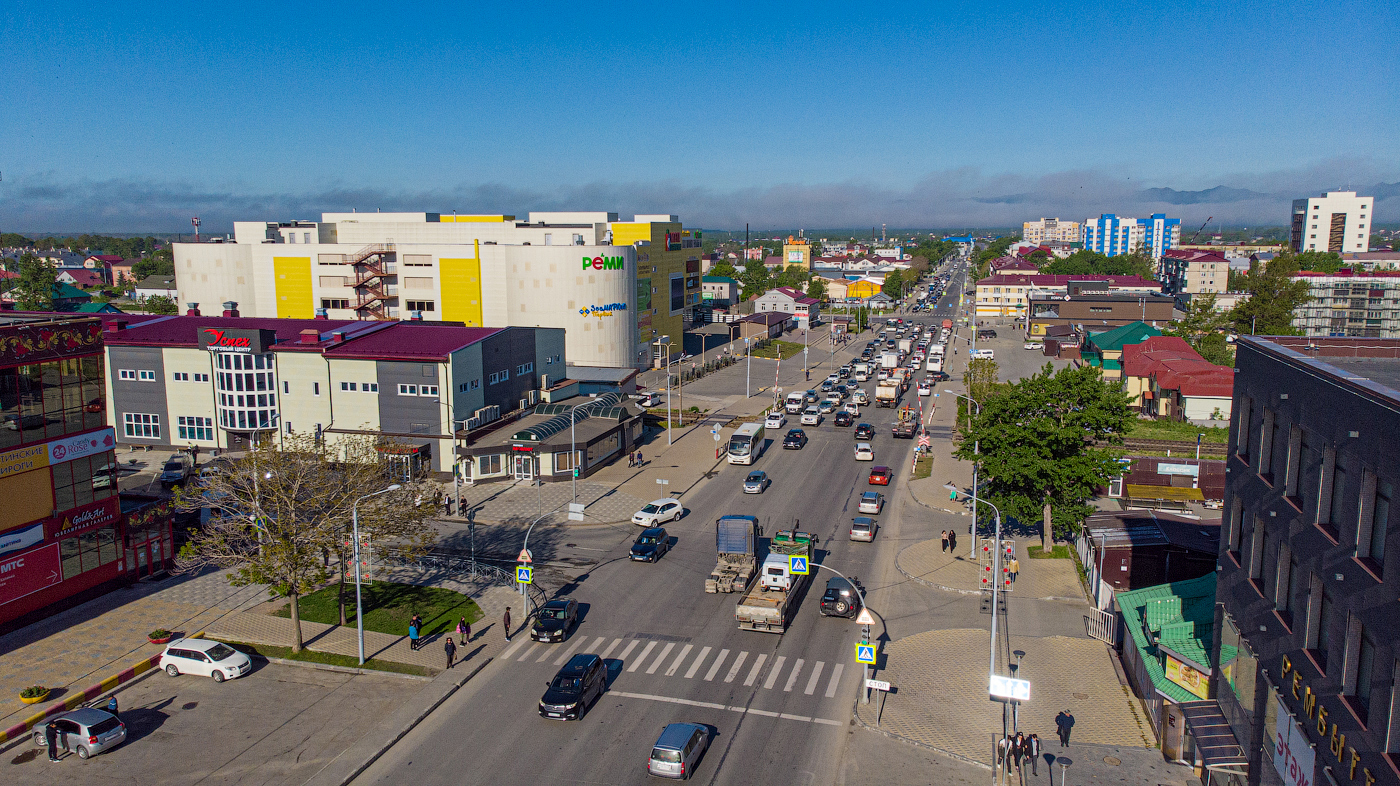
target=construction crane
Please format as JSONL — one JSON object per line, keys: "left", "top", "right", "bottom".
{"left": 1187, "top": 216, "right": 1213, "bottom": 244}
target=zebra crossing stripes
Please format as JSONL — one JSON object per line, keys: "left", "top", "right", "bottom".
{"left": 743, "top": 654, "right": 767, "bottom": 687}
{"left": 803, "top": 662, "right": 824, "bottom": 695}
{"left": 703, "top": 650, "right": 729, "bottom": 681}
{"left": 684, "top": 647, "right": 711, "bottom": 679}
{"left": 762, "top": 656, "right": 785, "bottom": 690}
{"left": 665, "top": 644, "right": 693, "bottom": 677}
{"left": 626, "top": 641, "right": 658, "bottom": 673}
{"left": 825, "top": 664, "right": 844, "bottom": 698}
{"left": 783, "top": 659, "right": 805, "bottom": 692}
{"left": 600, "top": 638, "right": 623, "bottom": 660}
{"left": 616, "top": 639, "right": 640, "bottom": 663}
{"left": 724, "top": 652, "right": 748, "bottom": 683}
{"left": 647, "top": 643, "right": 676, "bottom": 675}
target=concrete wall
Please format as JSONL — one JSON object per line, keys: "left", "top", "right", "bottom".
{"left": 107, "top": 346, "right": 170, "bottom": 446}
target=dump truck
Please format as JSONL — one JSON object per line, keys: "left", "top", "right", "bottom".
{"left": 706, "top": 515, "right": 760, "bottom": 594}
{"left": 875, "top": 378, "right": 899, "bottom": 407}
{"left": 892, "top": 405, "right": 918, "bottom": 439}
{"left": 735, "top": 529, "right": 817, "bottom": 633}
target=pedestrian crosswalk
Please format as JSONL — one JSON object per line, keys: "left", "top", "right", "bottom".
{"left": 499, "top": 635, "right": 849, "bottom": 700}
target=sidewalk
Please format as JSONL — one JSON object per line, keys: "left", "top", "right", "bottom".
{"left": 895, "top": 537, "right": 1085, "bottom": 600}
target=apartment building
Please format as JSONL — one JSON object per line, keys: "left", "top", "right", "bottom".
{"left": 1022, "top": 218, "right": 1083, "bottom": 244}
{"left": 1291, "top": 191, "right": 1372, "bottom": 253}
{"left": 1291, "top": 270, "right": 1400, "bottom": 338}
{"left": 1160, "top": 249, "right": 1230, "bottom": 294}
{"left": 975, "top": 273, "right": 1162, "bottom": 317}
{"left": 1084, "top": 213, "right": 1181, "bottom": 258}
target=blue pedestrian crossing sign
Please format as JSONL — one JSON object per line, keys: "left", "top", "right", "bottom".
{"left": 516, "top": 566, "right": 533, "bottom": 584}
{"left": 855, "top": 642, "right": 877, "bottom": 665}
{"left": 788, "top": 555, "right": 809, "bottom": 575}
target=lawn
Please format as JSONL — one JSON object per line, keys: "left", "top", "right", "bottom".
{"left": 219, "top": 640, "right": 431, "bottom": 676}
{"left": 1127, "top": 418, "right": 1230, "bottom": 443}
{"left": 912, "top": 450, "right": 934, "bottom": 480}
{"left": 749, "top": 340, "right": 805, "bottom": 360}
{"left": 273, "top": 581, "right": 481, "bottom": 637}
{"left": 1027, "top": 544, "right": 1073, "bottom": 559}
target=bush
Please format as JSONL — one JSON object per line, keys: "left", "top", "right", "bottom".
{"left": 148, "top": 628, "right": 172, "bottom": 639}
{"left": 21, "top": 685, "right": 48, "bottom": 698}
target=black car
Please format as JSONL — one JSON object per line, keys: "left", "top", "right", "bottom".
{"left": 531, "top": 598, "right": 580, "bottom": 642}
{"left": 834, "top": 411, "right": 854, "bottom": 427}
{"left": 928, "top": 370, "right": 950, "bottom": 382}
{"left": 539, "top": 653, "right": 607, "bottom": 720}
{"left": 783, "top": 428, "right": 808, "bottom": 449}
{"left": 630, "top": 527, "right": 670, "bottom": 562}
{"left": 819, "top": 576, "right": 864, "bottom": 618}
{"left": 854, "top": 423, "right": 875, "bottom": 440}
{"left": 978, "top": 329, "right": 997, "bottom": 339}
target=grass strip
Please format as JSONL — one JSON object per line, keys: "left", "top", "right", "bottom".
{"left": 272, "top": 581, "right": 481, "bottom": 637}
{"left": 220, "top": 640, "right": 432, "bottom": 677}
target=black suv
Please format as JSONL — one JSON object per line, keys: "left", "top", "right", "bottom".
{"left": 819, "top": 576, "right": 864, "bottom": 618}
{"left": 834, "top": 411, "right": 854, "bottom": 427}
{"left": 531, "top": 598, "right": 580, "bottom": 642}
{"left": 539, "top": 653, "right": 606, "bottom": 720}
{"left": 630, "top": 527, "right": 670, "bottom": 562}
{"left": 783, "top": 428, "right": 808, "bottom": 449}
{"left": 854, "top": 423, "right": 875, "bottom": 440}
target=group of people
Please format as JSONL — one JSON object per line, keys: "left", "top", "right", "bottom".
{"left": 938, "top": 529, "right": 959, "bottom": 553}
{"left": 996, "top": 731, "right": 1043, "bottom": 778}
{"left": 627, "top": 451, "right": 645, "bottom": 468}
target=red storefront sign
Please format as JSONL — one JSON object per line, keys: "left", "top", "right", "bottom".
{"left": 44, "top": 497, "right": 121, "bottom": 540}
{"left": 0, "top": 543, "right": 62, "bottom": 607}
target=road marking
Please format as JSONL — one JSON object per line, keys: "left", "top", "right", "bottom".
{"left": 762, "top": 656, "right": 785, "bottom": 690}
{"left": 500, "top": 638, "right": 527, "bottom": 660}
{"left": 617, "top": 639, "right": 641, "bottom": 665}
{"left": 600, "top": 638, "right": 623, "bottom": 660}
{"left": 518, "top": 643, "right": 543, "bottom": 662}
{"left": 628, "top": 640, "right": 659, "bottom": 673}
{"left": 783, "top": 659, "right": 805, "bottom": 692}
{"left": 537, "top": 642, "right": 561, "bottom": 662}
{"left": 704, "top": 649, "right": 729, "bottom": 681}
{"left": 724, "top": 652, "right": 747, "bottom": 683}
{"left": 665, "top": 644, "right": 693, "bottom": 677}
{"left": 559, "top": 637, "right": 606, "bottom": 667}
{"left": 606, "top": 691, "right": 843, "bottom": 726}
{"left": 825, "top": 664, "right": 844, "bottom": 698}
{"left": 804, "top": 662, "right": 824, "bottom": 695}
{"left": 685, "top": 647, "right": 711, "bottom": 679}
{"left": 744, "top": 654, "right": 768, "bottom": 687}
{"left": 647, "top": 643, "right": 675, "bottom": 675}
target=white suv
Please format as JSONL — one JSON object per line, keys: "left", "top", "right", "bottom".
{"left": 161, "top": 638, "right": 252, "bottom": 683}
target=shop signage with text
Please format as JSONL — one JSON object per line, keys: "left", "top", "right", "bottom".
{"left": 199, "top": 328, "right": 274, "bottom": 354}
{"left": 0, "top": 427, "right": 116, "bottom": 481}
{"left": 1278, "top": 654, "right": 1376, "bottom": 784}
{"left": 582, "top": 256, "right": 625, "bottom": 271}
{"left": 0, "top": 542, "right": 62, "bottom": 607}
{"left": 45, "top": 497, "right": 121, "bottom": 541}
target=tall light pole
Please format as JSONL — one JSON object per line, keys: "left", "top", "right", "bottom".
{"left": 352, "top": 483, "right": 402, "bottom": 664}
{"left": 945, "top": 389, "right": 981, "bottom": 560}
{"left": 945, "top": 481, "right": 1006, "bottom": 743}
{"left": 654, "top": 336, "right": 674, "bottom": 445}
{"left": 745, "top": 337, "right": 751, "bottom": 398}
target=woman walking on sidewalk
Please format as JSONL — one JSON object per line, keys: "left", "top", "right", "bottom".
{"left": 940, "top": 530, "right": 949, "bottom": 553}
{"left": 457, "top": 616, "right": 471, "bottom": 646}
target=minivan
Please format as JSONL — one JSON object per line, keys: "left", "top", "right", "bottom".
{"left": 648, "top": 722, "right": 710, "bottom": 779}
{"left": 539, "top": 653, "right": 607, "bottom": 720}
{"left": 785, "top": 392, "right": 806, "bottom": 414}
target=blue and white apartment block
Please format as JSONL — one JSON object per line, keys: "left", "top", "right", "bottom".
{"left": 1083, "top": 213, "right": 1180, "bottom": 258}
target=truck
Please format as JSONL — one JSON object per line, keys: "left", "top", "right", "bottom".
{"left": 875, "top": 379, "right": 899, "bottom": 407}
{"left": 852, "top": 362, "right": 870, "bottom": 381}
{"left": 892, "top": 405, "right": 918, "bottom": 438}
{"left": 736, "top": 529, "right": 817, "bottom": 633}
{"left": 706, "top": 515, "right": 759, "bottom": 593}
{"left": 879, "top": 352, "right": 899, "bottom": 369}
{"left": 897, "top": 338, "right": 913, "bottom": 353}
{"left": 727, "top": 423, "right": 765, "bottom": 465}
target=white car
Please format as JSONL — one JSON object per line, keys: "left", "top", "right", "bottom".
{"left": 841, "top": 402, "right": 859, "bottom": 415}
{"left": 854, "top": 442, "right": 874, "bottom": 461}
{"left": 636, "top": 393, "right": 662, "bottom": 408}
{"left": 632, "top": 498, "right": 683, "bottom": 526}
{"left": 1024, "top": 341, "right": 1044, "bottom": 350}
{"left": 764, "top": 412, "right": 786, "bottom": 429}
{"left": 918, "top": 382, "right": 932, "bottom": 396}
{"left": 161, "top": 638, "right": 253, "bottom": 683}
{"left": 971, "top": 349, "right": 995, "bottom": 360}
{"left": 858, "top": 491, "right": 883, "bottom": 514}
{"left": 801, "top": 407, "right": 823, "bottom": 426}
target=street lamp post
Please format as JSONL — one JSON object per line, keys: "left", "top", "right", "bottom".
{"left": 945, "top": 482, "right": 1006, "bottom": 754}
{"left": 945, "top": 390, "right": 981, "bottom": 560}
{"left": 352, "top": 483, "right": 402, "bottom": 664}
{"left": 654, "top": 336, "right": 674, "bottom": 445}
{"left": 745, "top": 337, "right": 751, "bottom": 398}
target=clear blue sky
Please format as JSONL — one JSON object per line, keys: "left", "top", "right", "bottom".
{"left": 2, "top": 0, "right": 1397, "bottom": 230}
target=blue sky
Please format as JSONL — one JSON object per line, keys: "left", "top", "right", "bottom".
{"left": 2, "top": 0, "right": 1397, "bottom": 231}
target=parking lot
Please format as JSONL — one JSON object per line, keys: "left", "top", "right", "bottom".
{"left": 6, "top": 660, "right": 411, "bottom": 784}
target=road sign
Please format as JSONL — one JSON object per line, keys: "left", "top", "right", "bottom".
{"left": 865, "top": 678, "right": 891, "bottom": 692}
{"left": 568, "top": 503, "right": 585, "bottom": 522}
{"left": 917, "top": 434, "right": 931, "bottom": 448}
{"left": 989, "top": 674, "right": 1031, "bottom": 702}
{"left": 854, "top": 607, "right": 876, "bottom": 625}
{"left": 855, "top": 643, "right": 877, "bottom": 665}
{"left": 515, "top": 565, "right": 533, "bottom": 584}
{"left": 517, "top": 549, "right": 533, "bottom": 563}
{"left": 788, "top": 555, "right": 809, "bottom": 575}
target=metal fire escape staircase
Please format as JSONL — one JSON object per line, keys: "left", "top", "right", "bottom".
{"left": 348, "top": 244, "right": 397, "bottom": 320}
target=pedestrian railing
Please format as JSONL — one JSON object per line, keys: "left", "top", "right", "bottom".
{"left": 1084, "top": 606, "right": 1119, "bottom": 645}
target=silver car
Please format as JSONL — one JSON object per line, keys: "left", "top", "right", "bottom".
{"left": 742, "top": 471, "right": 770, "bottom": 494}
{"left": 33, "top": 707, "right": 126, "bottom": 759}
{"left": 850, "top": 516, "right": 877, "bottom": 542}
{"left": 648, "top": 722, "right": 710, "bottom": 779}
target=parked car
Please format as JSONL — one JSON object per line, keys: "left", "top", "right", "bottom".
{"left": 531, "top": 597, "right": 580, "bottom": 642}
{"left": 868, "top": 466, "right": 892, "bottom": 485}
{"left": 854, "top": 442, "right": 874, "bottom": 461}
{"left": 630, "top": 527, "right": 670, "bottom": 562}
{"left": 742, "top": 470, "right": 771, "bottom": 494}
{"left": 857, "top": 491, "right": 883, "bottom": 514}
{"left": 800, "top": 407, "right": 823, "bottom": 426}
{"left": 1024, "top": 341, "right": 1044, "bottom": 350}
{"left": 854, "top": 423, "right": 875, "bottom": 440}
{"left": 834, "top": 411, "right": 854, "bottom": 427}
{"left": 636, "top": 392, "right": 663, "bottom": 408}
{"left": 648, "top": 722, "right": 711, "bottom": 780}
{"left": 820, "top": 576, "right": 863, "bottom": 618}
{"left": 764, "top": 411, "right": 786, "bottom": 429}
{"left": 161, "top": 638, "right": 253, "bottom": 682}
{"left": 91, "top": 462, "right": 119, "bottom": 490}
{"left": 538, "top": 653, "right": 607, "bottom": 721}
{"left": 849, "top": 517, "right": 877, "bottom": 542}
{"left": 782, "top": 429, "right": 808, "bottom": 449}
{"left": 159, "top": 454, "right": 194, "bottom": 487}
{"left": 633, "top": 498, "right": 683, "bottom": 526}
{"left": 31, "top": 708, "right": 126, "bottom": 759}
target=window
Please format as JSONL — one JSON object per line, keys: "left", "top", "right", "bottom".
{"left": 1226, "top": 498, "right": 1243, "bottom": 555}
{"left": 489, "top": 370, "right": 509, "bottom": 385}
{"left": 402, "top": 254, "right": 432, "bottom": 267}
{"left": 457, "top": 380, "right": 480, "bottom": 392}
{"left": 1234, "top": 397, "right": 1252, "bottom": 461}
{"left": 1358, "top": 474, "right": 1391, "bottom": 572}
{"left": 1313, "top": 587, "right": 1334, "bottom": 673}
{"left": 321, "top": 298, "right": 350, "bottom": 310}
{"left": 172, "top": 372, "right": 189, "bottom": 381}
{"left": 341, "top": 382, "right": 357, "bottom": 391}
{"left": 123, "top": 413, "right": 161, "bottom": 438}
{"left": 420, "top": 385, "right": 439, "bottom": 397}
{"left": 398, "top": 384, "right": 418, "bottom": 396}
{"left": 283, "top": 381, "right": 290, "bottom": 394}
{"left": 318, "top": 277, "right": 349, "bottom": 288}
{"left": 406, "top": 300, "right": 436, "bottom": 312}
{"left": 365, "top": 382, "right": 378, "bottom": 392}
{"left": 1247, "top": 515, "right": 1265, "bottom": 580}
{"left": 313, "top": 382, "right": 321, "bottom": 396}
{"left": 138, "top": 370, "right": 156, "bottom": 382}
{"left": 1355, "top": 632, "right": 1376, "bottom": 722}
{"left": 58, "top": 525, "right": 119, "bottom": 580}
{"left": 479, "top": 454, "right": 502, "bottom": 475}
{"left": 1331, "top": 456, "right": 1350, "bottom": 528}
{"left": 177, "top": 416, "right": 214, "bottom": 441}
{"left": 194, "top": 373, "right": 209, "bottom": 383}
{"left": 119, "top": 369, "right": 136, "bottom": 381}
{"left": 516, "top": 362, "right": 534, "bottom": 375}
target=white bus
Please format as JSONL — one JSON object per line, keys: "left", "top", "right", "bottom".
{"left": 728, "top": 423, "right": 766, "bottom": 465}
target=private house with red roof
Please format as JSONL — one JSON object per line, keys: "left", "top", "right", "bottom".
{"left": 1120, "top": 335, "right": 1234, "bottom": 422}
{"left": 57, "top": 268, "right": 108, "bottom": 289}
{"left": 753, "top": 286, "right": 820, "bottom": 328}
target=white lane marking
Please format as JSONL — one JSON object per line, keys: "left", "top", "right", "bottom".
{"left": 606, "top": 691, "right": 843, "bottom": 727}
{"left": 744, "top": 654, "right": 769, "bottom": 687}
{"left": 783, "top": 659, "right": 805, "bottom": 692}
{"left": 804, "top": 662, "right": 824, "bottom": 695}
{"left": 685, "top": 647, "right": 711, "bottom": 679}
{"left": 646, "top": 643, "right": 676, "bottom": 675}
{"left": 724, "top": 652, "right": 748, "bottom": 683}
{"left": 552, "top": 636, "right": 590, "bottom": 666}
{"left": 665, "top": 644, "right": 693, "bottom": 677}
{"left": 704, "top": 649, "right": 729, "bottom": 682}
{"left": 537, "top": 642, "right": 561, "bottom": 662}
{"left": 762, "top": 656, "right": 785, "bottom": 690}
{"left": 518, "top": 643, "right": 543, "bottom": 662}
{"left": 600, "top": 638, "right": 623, "bottom": 660}
{"left": 500, "top": 637, "right": 527, "bottom": 660}
{"left": 616, "top": 639, "right": 641, "bottom": 665}
{"left": 627, "top": 641, "right": 659, "bottom": 673}
{"left": 825, "top": 664, "right": 844, "bottom": 698}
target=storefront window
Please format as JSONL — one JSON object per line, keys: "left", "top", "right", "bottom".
{"left": 59, "top": 525, "right": 118, "bottom": 580}
{"left": 479, "top": 454, "right": 503, "bottom": 475}
{"left": 0, "top": 356, "right": 105, "bottom": 451}
{"left": 51, "top": 450, "right": 117, "bottom": 513}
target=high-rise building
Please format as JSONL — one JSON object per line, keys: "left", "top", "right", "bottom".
{"left": 1083, "top": 214, "right": 1180, "bottom": 258}
{"left": 1022, "top": 218, "right": 1083, "bottom": 244}
{"left": 1291, "top": 191, "right": 1372, "bottom": 253}
{"left": 1290, "top": 270, "right": 1400, "bottom": 338}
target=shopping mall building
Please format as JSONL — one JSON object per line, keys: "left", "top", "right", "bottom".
{"left": 172, "top": 211, "right": 703, "bottom": 369}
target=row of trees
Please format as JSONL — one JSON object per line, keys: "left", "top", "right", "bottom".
{"left": 708, "top": 260, "right": 822, "bottom": 301}
{"left": 2, "top": 252, "right": 180, "bottom": 313}
{"left": 1, "top": 232, "right": 167, "bottom": 260}
{"left": 1039, "top": 248, "right": 1156, "bottom": 281}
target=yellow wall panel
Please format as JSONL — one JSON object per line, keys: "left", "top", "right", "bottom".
{"left": 439, "top": 254, "right": 483, "bottom": 326}
{"left": 272, "top": 256, "right": 313, "bottom": 319}
{"left": 608, "top": 223, "right": 658, "bottom": 246}
{"left": 0, "top": 467, "right": 54, "bottom": 530}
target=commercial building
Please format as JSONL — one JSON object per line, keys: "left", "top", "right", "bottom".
{"left": 782, "top": 237, "right": 812, "bottom": 270}
{"left": 1291, "top": 270, "right": 1400, "bottom": 338}
{"left": 1213, "top": 336, "right": 1400, "bottom": 786}
{"left": 978, "top": 272, "right": 1163, "bottom": 318}
{"left": 1160, "top": 249, "right": 1230, "bottom": 294}
{"left": 1027, "top": 290, "right": 1177, "bottom": 336}
{"left": 1084, "top": 214, "right": 1181, "bottom": 259}
{"left": 753, "top": 287, "right": 819, "bottom": 328}
{"left": 97, "top": 313, "right": 565, "bottom": 476}
{"left": 454, "top": 392, "right": 644, "bottom": 484}
{"left": 700, "top": 276, "right": 740, "bottom": 307}
{"left": 173, "top": 211, "right": 703, "bottom": 369}
{"left": 1022, "top": 218, "right": 1083, "bottom": 244}
{"left": 1291, "top": 191, "right": 1372, "bottom": 253}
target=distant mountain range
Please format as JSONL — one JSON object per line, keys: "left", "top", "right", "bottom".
{"left": 1136, "top": 185, "right": 1268, "bottom": 204}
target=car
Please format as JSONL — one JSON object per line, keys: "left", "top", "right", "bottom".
{"left": 539, "top": 653, "right": 607, "bottom": 720}
{"left": 804, "top": 389, "right": 819, "bottom": 404}
{"left": 633, "top": 498, "right": 683, "bottom": 526}
{"left": 837, "top": 367, "right": 851, "bottom": 379}
{"left": 840, "top": 402, "right": 859, "bottom": 415}
{"left": 31, "top": 707, "right": 126, "bottom": 759}
{"left": 800, "top": 407, "right": 822, "bottom": 426}
{"left": 782, "top": 429, "right": 808, "bottom": 449}
{"left": 971, "top": 349, "right": 995, "bottom": 360}
{"left": 918, "top": 382, "right": 931, "bottom": 396}
{"left": 531, "top": 597, "right": 580, "bottom": 641}
{"left": 630, "top": 527, "right": 670, "bottom": 562}
{"left": 2, "top": 413, "right": 46, "bottom": 431}
{"left": 854, "top": 442, "right": 874, "bottom": 461}
{"left": 636, "top": 392, "right": 663, "bottom": 408}
{"left": 161, "top": 638, "right": 253, "bottom": 682}
{"left": 929, "top": 370, "right": 950, "bottom": 382}
{"left": 978, "top": 329, "right": 998, "bottom": 339}
{"left": 826, "top": 373, "right": 841, "bottom": 383}
{"left": 1024, "top": 341, "right": 1044, "bottom": 350}
{"left": 858, "top": 490, "right": 883, "bottom": 514}
{"left": 819, "top": 380, "right": 834, "bottom": 393}
{"left": 834, "top": 411, "right": 854, "bottom": 427}
{"left": 742, "top": 470, "right": 770, "bottom": 494}
{"left": 91, "top": 462, "right": 119, "bottom": 490}
{"left": 868, "top": 466, "right": 892, "bottom": 485}
{"left": 159, "top": 454, "right": 194, "bottom": 486}
{"left": 850, "top": 516, "right": 877, "bottom": 542}
{"left": 852, "top": 389, "right": 869, "bottom": 405}
{"left": 854, "top": 423, "right": 875, "bottom": 440}
{"left": 648, "top": 722, "right": 711, "bottom": 780}
{"left": 817, "top": 398, "right": 838, "bottom": 414}
{"left": 764, "top": 411, "right": 786, "bottom": 429}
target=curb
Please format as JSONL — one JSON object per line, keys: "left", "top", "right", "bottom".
{"left": 0, "top": 666, "right": 161, "bottom": 755}
{"left": 893, "top": 542, "right": 983, "bottom": 596}
{"left": 851, "top": 695, "right": 993, "bottom": 771}
{"left": 259, "top": 656, "right": 434, "bottom": 682}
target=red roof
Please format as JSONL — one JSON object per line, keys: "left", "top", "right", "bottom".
{"left": 322, "top": 324, "right": 503, "bottom": 360}
{"left": 99, "top": 315, "right": 361, "bottom": 347}
{"left": 1162, "top": 249, "right": 1229, "bottom": 263}
{"left": 1154, "top": 359, "right": 1234, "bottom": 398}
{"left": 88, "top": 255, "right": 125, "bottom": 263}
{"left": 1120, "top": 336, "right": 1196, "bottom": 378}
{"left": 59, "top": 269, "right": 107, "bottom": 287}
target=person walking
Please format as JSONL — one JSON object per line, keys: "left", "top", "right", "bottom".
{"left": 1012, "top": 732, "right": 1027, "bottom": 779}
{"left": 1027, "top": 733, "right": 1042, "bottom": 776}
{"left": 1055, "top": 710, "right": 1075, "bottom": 747}
{"left": 1009, "top": 556, "right": 1021, "bottom": 584}
{"left": 444, "top": 635, "right": 457, "bottom": 669}
{"left": 940, "top": 530, "right": 949, "bottom": 553}
{"left": 948, "top": 529, "right": 957, "bottom": 552}
{"left": 456, "top": 616, "right": 471, "bottom": 646}
{"left": 45, "top": 720, "right": 61, "bottom": 762}
{"left": 408, "top": 620, "right": 420, "bottom": 651}
{"left": 503, "top": 607, "right": 512, "bottom": 642}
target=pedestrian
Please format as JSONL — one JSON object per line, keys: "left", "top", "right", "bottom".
{"left": 503, "top": 607, "right": 512, "bottom": 642}
{"left": 408, "top": 621, "right": 420, "bottom": 651}
{"left": 1027, "top": 733, "right": 1042, "bottom": 776}
{"left": 1055, "top": 710, "right": 1075, "bottom": 747}
{"left": 106, "top": 695, "right": 119, "bottom": 721}
{"left": 948, "top": 529, "right": 957, "bottom": 552}
{"left": 1013, "top": 732, "right": 1026, "bottom": 777}
{"left": 997, "top": 735, "right": 1011, "bottom": 771}
{"left": 456, "top": 616, "right": 471, "bottom": 645}
{"left": 940, "top": 530, "right": 949, "bottom": 553}
{"left": 1009, "top": 557, "right": 1021, "bottom": 583}
{"left": 45, "top": 720, "right": 61, "bottom": 762}
{"left": 444, "top": 635, "right": 457, "bottom": 669}
{"left": 636, "top": 451, "right": 643, "bottom": 467}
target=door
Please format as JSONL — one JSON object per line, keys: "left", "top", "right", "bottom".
{"left": 513, "top": 455, "right": 533, "bottom": 480}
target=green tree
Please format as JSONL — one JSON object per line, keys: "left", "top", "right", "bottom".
{"left": 739, "top": 260, "right": 771, "bottom": 300}
{"left": 1228, "top": 251, "right": 1311, "bottom": 336}
{"left": 881, "top": 270, "right": 906, "bottom": 299}
{"left": 806, "top": 277, "right": 826, "bottom": 300}
{"left": 953, "top": 364, "right": 1131, "bottom": 548}
{"left": 132, "top": 248, "right": 174, "bottom": 280}
{"left": 962, "top": 357, "right": 1000, "bottom": 412}
{"left": 0, "top": 232, "right": 33, "bottom": 249}
{"left": 12, "top": 253, "right": 57, "bottom": 311}
{"left": 1163, "top": 293, "right": 1234, "bottom": 365}
{"left": 143, "top": 295, "right": 180, "bottom": 315}
{"left": 1293, "top": 250, "right": 1344, "bottom": 273}
{"left": 1227, "top": 267, "right": 1249, "bottom": 292}
{"left": 708, "top": 261, "right": 739, "bottom": 280}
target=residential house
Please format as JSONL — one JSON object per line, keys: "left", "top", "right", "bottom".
{"left": 133, "top": 275, "right": 178, "bottom": 301}
{"left": 1290, "top": 269, "right": 1400, "bottom": 338}
{"left": 701, "top": 276, "right": 740, "bottom": 307}
{"left": 1120, "top": 336, "right": 1199, "bottom": 411}
{"left": 739, "top": 311, "right": 794, "bottom": 338}
{"left": 754, "top": 287, "right": 820, "bottom": 329}
{"left": 51, "top": 282, "right": 93, "bottom": 311}
{"left": 1159, "top": 249, "right": 1229, "bottom": 295}
{"left": 57, "top": 269, "right": 108, "bottom": 289}
{"left": 1080, "top": 321, "right": 1163, "bottom": 379}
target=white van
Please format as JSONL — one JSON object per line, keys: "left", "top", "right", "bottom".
{"left": 926, "top": 357, "right": 943, "bottom": 373}
{"left": 785, "top": 392, "right": 806, "bottom": 414}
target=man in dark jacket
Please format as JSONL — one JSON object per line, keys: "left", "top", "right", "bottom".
{"left": 1055, "top": 710, "right": 1075, "bottom": 747}
{"left": 444, "top": 636, "right": 457, "bottom": 669}
{"left": 45, "top": 721, "right": 61, "bottom": 762}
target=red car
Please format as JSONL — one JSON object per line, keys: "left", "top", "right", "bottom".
{"left": 868, "top": 466, "right": 892, "bottom": 485}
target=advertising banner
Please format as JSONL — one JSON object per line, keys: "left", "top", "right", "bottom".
{"left": 0, "top": 522, "right": 45, "bottom": 558}
{"left": 0, "top": 543, "right": 62, "bottom": 607}
{"left": 47, "top": 427, "right": 116, "bottom": 465}
{"left": 1163, "top": 654, "right": 1210, "bottom": 699}
{"left": 199, "top": 327, "right": 274, "bottom": 354}
{"left": 1272, "top": 696, "right": 1316, "bottom": 786}
{"left": 44, "top": 497, "right": 122, "bottom": 541}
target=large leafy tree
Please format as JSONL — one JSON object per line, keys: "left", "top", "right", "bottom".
{"left": 1293, "top": 250, "right": 1344, "bottom": 273}
{"left": 132, "top": 248, "right": 174, "bottom": 280}
{"left": 143, "top": 295, "right": 180, "bottom": 315}
{"left": 11, "top": 253, "right": 56, "bottom": 310}
{"left": 708, "top": 261, "right": 739, "bottom": 280}
{"left": 739, "top": 260, "right": 771, "bottom": 300}
{"left": 806, "top": 277, "right": 826, "bottom": 300}
{"left": 880, "top": 269, "right": 906, "bottom": 299}
{"left": 953, "top": 364, "right": 1130, "bottom": 548}
{"left": 962, "top": 356, "right": 1000, "bottom": 410}
{"left": 1164, "top": 293, "right": 1235, "bottom": 366}
{"left": 1228, "top": 250, "right": 1311, "bottom": 336}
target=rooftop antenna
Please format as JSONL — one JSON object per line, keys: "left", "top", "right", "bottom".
{"left": 191, "top": 216, "right": 201, "bottom": 242}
